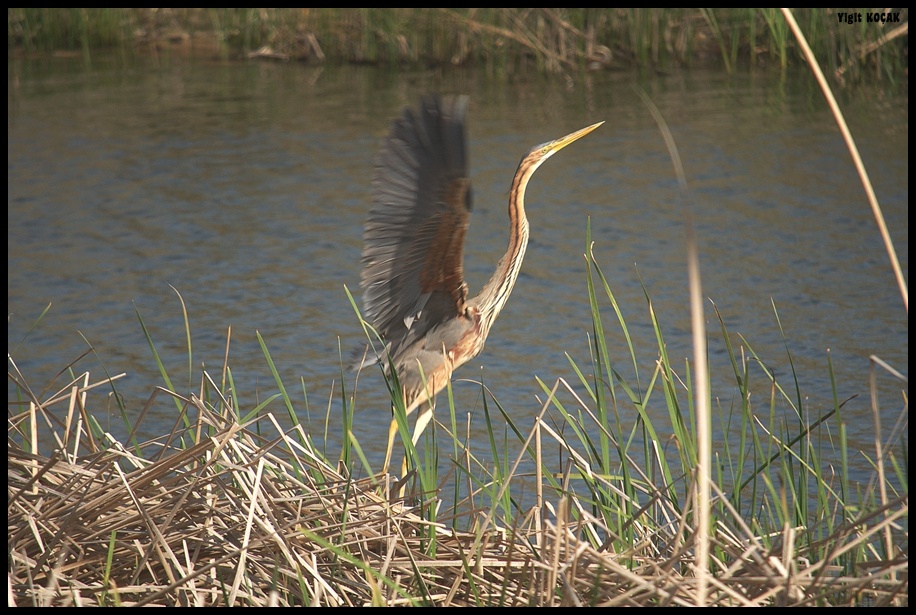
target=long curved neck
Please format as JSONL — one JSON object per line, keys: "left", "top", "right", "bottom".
{"left": 472, "top": 160, "right": 533, "bottom": 334}
{"left": 466, "top": 121, "right": 601, "bottom": 340}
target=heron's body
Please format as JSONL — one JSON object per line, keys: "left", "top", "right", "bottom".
{"left": 359, "top": 95, "right": 602, "bottom": 472}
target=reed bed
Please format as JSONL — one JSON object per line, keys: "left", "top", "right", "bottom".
{"left": 7, "top": 8, "right": 909, "bottom": 84}
{"left": 8, "top": 352, "right": 907, "bottom": 606}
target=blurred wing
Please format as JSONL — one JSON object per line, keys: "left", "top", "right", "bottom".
{"left": 360, "top": 94, "right": 472, "bottom": 344}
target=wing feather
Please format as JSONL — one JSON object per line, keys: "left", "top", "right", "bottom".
{"left": 360, "top": 95, "right": 472, "bottom": 349}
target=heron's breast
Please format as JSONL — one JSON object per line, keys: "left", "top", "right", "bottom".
{"left": 447, "top": 306, "right": 487, "bottom": 368}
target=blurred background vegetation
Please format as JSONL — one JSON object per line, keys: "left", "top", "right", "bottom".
{"left": 7, "top": 8, "right": 909, "bottom": 85}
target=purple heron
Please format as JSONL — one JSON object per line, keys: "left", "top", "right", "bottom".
{"left": 359, "top": 95, "right": 602, "bottom": 473}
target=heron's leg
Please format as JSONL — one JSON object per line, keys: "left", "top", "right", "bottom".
{"left": 399, "top": 400, "right": 435, "bottom": 480}
{"left": 411, "top": 402, "right": 435, "bottom": 447}
{"left": 383, "top": 399, "right": 425, "bottom": 476}
{"left": 382, "top": 414, "right": 399, "bottom": 475}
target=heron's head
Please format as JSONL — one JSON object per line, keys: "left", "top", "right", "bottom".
{"left": 520, "top": 120, "right": 604, "bottom": 177}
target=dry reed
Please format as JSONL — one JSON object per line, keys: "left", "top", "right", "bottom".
{"left": 8, "top": 366, "right": 907, "bottom": 606}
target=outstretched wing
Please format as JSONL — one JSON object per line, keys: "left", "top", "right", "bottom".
{"left": 360, "top": 94, "right": 472, "bottom": 349}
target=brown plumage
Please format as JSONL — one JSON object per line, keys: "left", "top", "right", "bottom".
{"left": 360, "top": 94, "right": 602, "bottom": 473}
